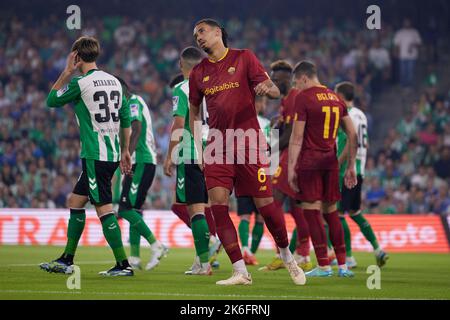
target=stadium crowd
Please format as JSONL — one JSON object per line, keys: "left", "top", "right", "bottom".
{"left": 0, "top": 12, "right": 449, "bottom": 215}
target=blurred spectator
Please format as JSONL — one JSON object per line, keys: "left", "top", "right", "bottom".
{"left": 393, "top": 18, "right": 422, "bottom": 87}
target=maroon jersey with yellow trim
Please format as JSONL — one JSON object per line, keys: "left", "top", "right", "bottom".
{"left": 280, "top": 88, "right": 300, "bottom": 125}
{"left": 294, "top": 86, "right": 348, "bottom": 170}
{"left": 189, "top": 48, "right": 269, "bottom": 143}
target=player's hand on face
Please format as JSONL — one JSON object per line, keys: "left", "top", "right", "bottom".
{"left": 120, "top": 151, "right": 133, "bottom": 176}
{"left": 64, "top": 51, "right": 82, "bottom": 74}
{"left": 163, "top": 157, "right": 173, "bottom": 177}
{"left": 344, "top": 167, "right": 357, "bottom": 189}
{"left": 288, "top": 170, "right": 299, "bottom": 193}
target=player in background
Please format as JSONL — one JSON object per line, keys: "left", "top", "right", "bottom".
{"left": 260, "top": 60, "right": 312, "bottom": 272}
{"left": 237, "top": 96, "right": 270, "bottom": 266}
{"left": 333, "top": 81, "right": 389, "bottom": 268}
{"left": 288, "top": 61, "right": 358, "bottom": 278}
{"left": 164, "top": 47, "right": 219, "bottom": 275}
{"left": 115, "top": 77, "right": 169, "bottom": 271}
{"left": 190, "top": 19, "right": 305, "bottom": 285}
{"left": 40, "top": 36, "right": 134, "bottom": 276}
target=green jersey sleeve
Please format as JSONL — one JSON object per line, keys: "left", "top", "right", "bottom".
{"left": 172, "top": 86, "right": 189, "bottom": 119}
{"left": 46, "top": 77, "right": 81, "bottom": 108}
{"left": 119, "top": 94, "right": 131, "bottom": 128}
{"left": 336, "top": 127, "right": 347, "bottom": 158}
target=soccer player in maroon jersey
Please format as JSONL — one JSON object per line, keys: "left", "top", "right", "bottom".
{"left": 189, "top": 19, "right": 305, "bottom": 285}
{"left": 288, "top": 61, "right": 358, "bottom": 277}
{"left": 259, "top": 60, "right": 312, "bottom": 272}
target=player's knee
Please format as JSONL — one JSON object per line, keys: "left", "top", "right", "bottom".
{"left": 240, "top": 214, "right": 251, "bottom": 222}
{"left": 255, "top": 214, "right": 265, "bottom": 224}
{"left": 253, "top": 197, "right": 272, "bottom": 209}
{"left": 66, "top": 193, "right": 86, "bottom": 209}
{"left": 302, "top": 201, "right": 321, "bottom": 210}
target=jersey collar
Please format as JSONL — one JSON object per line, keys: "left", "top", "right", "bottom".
{"left": 208, "top": 48, "right": 229, "bottom": 63}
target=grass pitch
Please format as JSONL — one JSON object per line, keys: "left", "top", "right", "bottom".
{"left": 0, "top": 245, "right": 449, "bottom": 300}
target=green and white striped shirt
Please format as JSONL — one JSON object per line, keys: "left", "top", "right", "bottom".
{"left": 128, "top": 94, "right": 157, "bottom": 164}
{"left": 337, "top": 106, "right": 368, "bottom": 177}
{"left": 47, "top": 69, "right": 131, "bottom": 162}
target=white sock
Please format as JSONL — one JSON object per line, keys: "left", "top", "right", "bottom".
{"left": 232, "top": 259, "right": 248, "bottom": 275}
{"left": 151, "top": 240, "right": 161, "bottom": 251}
{"left": 279, "top": 247, "right": 294, "bottom": 263}
{"left": 374, "top": 248, "right": 382, "bottom": 256}
{"left": 339, "top": 264, "right": 348, "bottom": 270}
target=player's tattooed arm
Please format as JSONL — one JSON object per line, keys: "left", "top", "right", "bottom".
{"left": 288, "top": 120, "right": 305, "bottom": 192}
{"left": 189, "top": 103, "right": 204, "bottom": 168}
{"left": 255, "top": 79, "right": 280, "bottom": 99}
{"left": 340, "top": 115, "right": 358, "bottom": 188}
{"left": 164, "top": 116, "right": 185, "bottom": 177}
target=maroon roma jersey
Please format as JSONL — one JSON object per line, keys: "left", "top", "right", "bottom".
{"left": 294, "top": 85, "right": 348, "bottom": 170}
{"left": 189, "top": 48, "right": 269, "bottom": 149}
{"left": 280, "top": 88, "right": 300, "bottom": 125}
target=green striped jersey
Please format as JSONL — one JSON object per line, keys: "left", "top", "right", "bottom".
{"left": 128, "top": 94, "right": 157, "bottom": 164}
{"left": 172, "top": 79, "right": 208, "bottom": 161}
{"left": 337, "top": 106, "right": 368, "bottom": 177}
{"left": 46, "top": 69, "right": 130, "bottom": 162}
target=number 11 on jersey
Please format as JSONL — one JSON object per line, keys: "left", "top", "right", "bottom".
{"left": 322, "top": 106, "right": 340, "bottom": 139}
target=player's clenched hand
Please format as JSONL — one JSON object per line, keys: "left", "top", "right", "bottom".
{"left": 120, "top": 151, "right": 132, "bottom": 175}
{"left": 163, "top": 157, "right": 173, "bottom": 177}
{"left": 288, "top": 170, "right": 299, "bottom": 193}
{"left": 254, "top": 82, "right": 272, "bottom": 96}
{"left": 64, "top": 51, "right": 82, "bottom": 74}
{"left": 344, "top": 167, "right": 357, "bottom": 189}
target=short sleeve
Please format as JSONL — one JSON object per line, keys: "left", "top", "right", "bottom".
{"left": 129, "top": 99, "right": 143, "bottom": 123}
{"left": 294, "top": 93, "right": 307, "bottom": 122}
{"left": 188, "top": 67, "right": 203, "bottom": 107}
{"left": 46, "top": 77, "right": 81, "bottom": 108}
{"left": 119, "top": 95, "right": 131, "bottom": 128}
{"left": 245, "top": 50, "right": 269, "bottom": 90}
{"left": 172, "top": 86, "right": 188, "bottom": 118}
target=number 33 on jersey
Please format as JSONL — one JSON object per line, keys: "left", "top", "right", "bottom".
{"left": 47, "top": 69, "right": 131, "bottom": 162}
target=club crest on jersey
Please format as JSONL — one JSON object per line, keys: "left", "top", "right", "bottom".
{"left": 228, "top": 67, "right": 236, "bottom": 75}
{"left": 130, "top": 103, "right": 139, "bottom": 117}
{"left": 56, "top": 84, "right": 69, "bottom": 97}
{"left": 203, "top": 76, "right": 209, "bottom": 82}
{"left": 172, "top": 96, "right": 179, "bottom": 111}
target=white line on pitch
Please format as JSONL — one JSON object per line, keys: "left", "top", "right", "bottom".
{"left": 0, "top": 289, "right": 440, "bottom": 300}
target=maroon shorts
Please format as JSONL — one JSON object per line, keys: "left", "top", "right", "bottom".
{"left": 272, "top": 150, "right": 298, "bottom": 199}
{"left": 296, "top": 169, "right": 341, "bottom": 203}
{"left": 204, "top": 149, "right": 273, "bottom": 198}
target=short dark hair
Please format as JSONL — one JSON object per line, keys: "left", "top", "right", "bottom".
{"left": 270, "top": 60, "right": 293, "bottom": 73}
{"left": 169, "top": 73, "right": 185, "bottom": 89}
{"left": 335, "top": 81, "right": 355, "bottom": 102}
{"left": 71, "top": 36, "right": 100, "bottom": 63}
{"left": 293, "top": 60, "right": 317, "bottom": 79}
{"left": 181, "top": 46, "right": 204, "bottom": 64}
{"left": 195, "top": 18, "right": 228, "bottom": 47}
{"left": 115, "top": 75, "right": 131, "bottom": 99}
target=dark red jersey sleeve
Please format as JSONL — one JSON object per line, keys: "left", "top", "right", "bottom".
{"left": 188, "top": 65, "right": 203, "bottom": 107}
{"left": 245, "top": 50, "right": 269, "bottom": 90}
